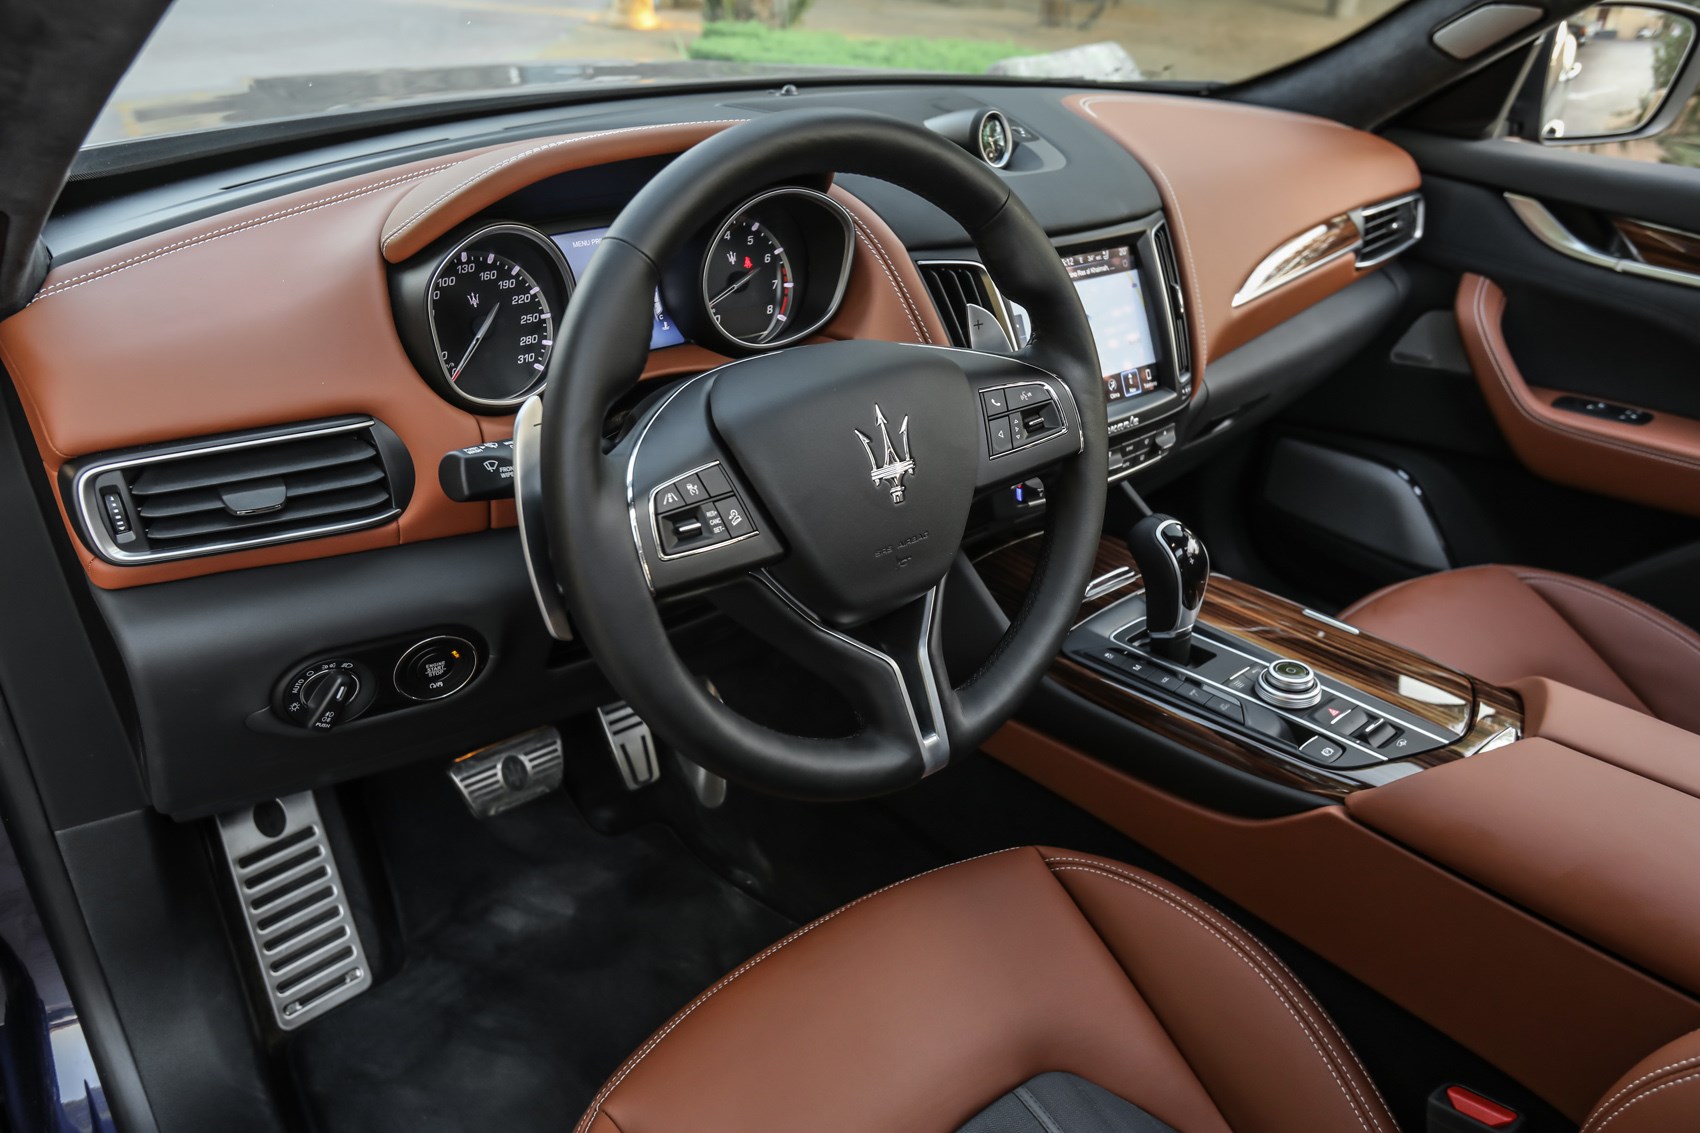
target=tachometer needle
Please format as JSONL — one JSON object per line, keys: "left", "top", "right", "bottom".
{"left": 710, "top": 269, "right": 759, "bottom": 306}
{"left": 450, "top": 305, "right": 501, "bottom": 383}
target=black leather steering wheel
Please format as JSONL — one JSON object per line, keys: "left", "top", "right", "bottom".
{"left": 539, "top": 108, "right": 1106, "bottom": 800}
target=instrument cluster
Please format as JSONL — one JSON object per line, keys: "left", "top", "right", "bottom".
{"left": 390, "top": 185, "right": 856, "bottom": 413}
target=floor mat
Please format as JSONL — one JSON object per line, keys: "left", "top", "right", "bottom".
{"left": 286, "top": 762, "right": 794, "bottom": 1133}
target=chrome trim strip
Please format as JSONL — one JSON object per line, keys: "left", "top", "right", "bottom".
{"left": 512, "top": 395, "right": 574, "bottom": 641}
{"left": 1232, "top": 216, "right": 1362, "bottom": 309}
{"left": 752, "top": 571, "right": 949, "bottom": 776}
{"left": 1506, "top": 193, "right": 1700, "bottom": 291}
{"left": 72, "top": 418, "right": 397, "bottom": 565}
{"left": 1302, "top": 608, "right": 1361, "bottom": 635}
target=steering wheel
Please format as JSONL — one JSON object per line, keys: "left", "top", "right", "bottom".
{"left": 537, "top": 108, "right": 1107, "bottom": 800}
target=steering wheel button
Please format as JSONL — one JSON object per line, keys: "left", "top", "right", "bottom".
{"left": 656, "top": 485, "right": 687, "bottom": 513}
{"left": 1010, "top": 385, "right": 1048, "bottom": 408}
{"left": 696, "top": 465, "right": 732, "bottom": 497}
{"left": 988, "top": 416, "right": 1013, "bottom": 455}
{"left": 1009, "top": 413, "right": 1030, "bottom": 446}
{"left": 982, "top": 388, "right": 1008, "bottom": 416}
{"left": 675, "top": 475, "right": 709, "bottom": 504}
{"left": 721, "top": 496, "right": 754, "bottom": 537}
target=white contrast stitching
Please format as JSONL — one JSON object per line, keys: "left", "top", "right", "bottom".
{"left": 1046, "top": 859, "right": 1387, "bottom": 1133}
{"left": 1519, "top": 570, "right": 1700, "bottom": 662}
{"left": 1587, "top": 1069, "right": 1700, "bottom": 1132}
{"left": 1046, "top": 857, "right": 1394, "bottom": 1132}
{"left": 1471, "top": 276, "right": 1700, "bottom": 474}
{"left": 1585, "top": 1054, "right": 1700, "bottom": 1127}
{"left": 1075, "top": 96, "right": 1209, "bottom": 366}
{"left": 381, "top": 121, "right": 746, "bottom": 250}
{"left": 845, "top": 210, "right": 930, "bottom": 344}
{"left": 571, "top": 847, "right": 1025, "bottom": 1133}
{"left": 30, "top": 163, "right": 457, "bottom": 305}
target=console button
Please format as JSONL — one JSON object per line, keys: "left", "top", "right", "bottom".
{"left": 1364, "top": 722, "right": 1400, "bottom": 749}
{"left": 395, "top": 636, "right": 478, "bottom": 701}
{"left": 1328, "top": 708, "right": 1368, "bottom": 736}
{"left": 982, "top": 388, "right": 1008, "bottom": 417}
{"left": 1310, "top": 699, "right": 1355, "bottom": 727}
{"left": 988, "top": 416, "right": 1013, "bottom": 455}
{"left": 1298, "top": 736, "right": 1345, "bottom": 764}
{"left": 696, "top": 464, "right": 733, "bottom": 498}
{"left": 1207, "top": 694, "right": 1244, "bottom": 723}
{"left": 1179, "top": 681, "right": 1212, "bottom": 708}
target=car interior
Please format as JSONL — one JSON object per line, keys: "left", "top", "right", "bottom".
{"left": 2, "top": 0, "right": 1699, "bottom": 1131}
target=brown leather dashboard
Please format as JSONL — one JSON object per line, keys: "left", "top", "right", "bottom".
{"left": 0, "top": 94, "right": 1417, "bottom": 588}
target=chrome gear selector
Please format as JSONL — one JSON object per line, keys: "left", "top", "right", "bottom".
{"left": 1125, "top": 513, "right": 1209, "bottom": 663}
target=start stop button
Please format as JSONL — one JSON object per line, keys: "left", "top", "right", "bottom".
{"left": 394, "top": 635, "right": 478, "bottom": 701}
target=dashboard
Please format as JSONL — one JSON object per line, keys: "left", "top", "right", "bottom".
{"left": 0, "top": 82, "right": 1422, "bottom": 816}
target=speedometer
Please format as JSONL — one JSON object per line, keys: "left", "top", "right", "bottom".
{"left": 704, "top": 215, "right": 794, "bottom": 345}
{"left": 432, "top": 250, "right": 552, "bottom": 404}
{"left": 400, "top": 223, "right": 573, "bottom": 413}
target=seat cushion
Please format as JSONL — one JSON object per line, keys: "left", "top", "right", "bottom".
{"left": 1342, "top": 565, "right": 1700, "bottom": 734}
{"left": 574, "top": 847, "right": 1395, "bottom": 1133}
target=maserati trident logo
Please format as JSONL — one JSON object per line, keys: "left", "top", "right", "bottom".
{"left": 855, "top": 404, "right": 915, "bottom": 506}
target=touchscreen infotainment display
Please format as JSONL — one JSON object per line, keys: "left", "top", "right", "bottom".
{"left": 1061, "top": 245, "right": 1160, "bottom": 403}
{"left": 552, "top": 227, "right": 687, "bottom": 350}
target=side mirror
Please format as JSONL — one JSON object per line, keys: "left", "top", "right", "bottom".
{"left": 1520, "top": 2, "right": 1698, "bottom": 143}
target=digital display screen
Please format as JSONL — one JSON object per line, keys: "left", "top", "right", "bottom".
{"left": 552, "top": 227, "right": 686, "bottom": 350}
{"left": 1061, "top": 244, "right": 1160, "bottom": 403}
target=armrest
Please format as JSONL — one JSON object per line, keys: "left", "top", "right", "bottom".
{"left": 1345, "top": 734, "right": 1700, "bottom": 997}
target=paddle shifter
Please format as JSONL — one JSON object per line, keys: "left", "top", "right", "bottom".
{"left": 1126, "top": 514, "right": 1210, "bottom": 663}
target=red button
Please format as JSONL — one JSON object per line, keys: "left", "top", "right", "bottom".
{"left": 1446, "top": 1086, "right": 1518, "bottom": 1128}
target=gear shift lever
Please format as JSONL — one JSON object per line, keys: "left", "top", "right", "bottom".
{"left": 1126, "top": 515, "right": 1210, "bottom": 663}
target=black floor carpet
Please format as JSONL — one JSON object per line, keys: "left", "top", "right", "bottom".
{"left": 286, "top": 764, "right": 793, "bottom": 1133}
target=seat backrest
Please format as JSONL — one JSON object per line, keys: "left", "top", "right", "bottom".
{"left": 1582, "top": 1028, "right": 1700, "bottom": 1133}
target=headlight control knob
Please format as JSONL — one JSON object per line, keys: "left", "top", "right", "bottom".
{"left": 277, "top": 659, "right": 374, "bottom": 731}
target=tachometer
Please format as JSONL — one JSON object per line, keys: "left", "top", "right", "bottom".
{"left": 704, "top": 215, "right": 794, "bottom": 345}
{"left": 686, "top": 187, "right": 855, "bottom": 353}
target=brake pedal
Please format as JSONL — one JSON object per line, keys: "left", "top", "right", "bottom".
{"left": 216, "top": 793, "right": 371, "bottom": 1030}
{"left": 447, "top": 726, "right": 564, "bottom": 818}
{"left": 598, "top": 701, "right": 659, "bottom": 789}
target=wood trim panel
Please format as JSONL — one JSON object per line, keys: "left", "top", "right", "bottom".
{"left": 984, "top": 722, "right": 1700, "bottom": 1123}
{"left": 1613, "top": 216, "right": 1700, "bottom": 276}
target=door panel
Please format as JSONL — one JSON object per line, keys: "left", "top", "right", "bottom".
{"left": 1236, "top": 141, "right": 1700, "bottom": 618}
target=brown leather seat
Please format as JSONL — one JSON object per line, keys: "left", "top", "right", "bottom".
{"left": 1343, "top": 565, "right": 1700, "bottom": 735}
{"left": 575, "top": 845, "right": 1700, "bottom": 1133}
{"left": 575, "top": 846, "right": 1395, "bottom": 1133}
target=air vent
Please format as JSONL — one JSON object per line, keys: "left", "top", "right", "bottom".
{"left": 66, "top": 418, "right": 412, "bottom": 565}
{"left": 216, "top": 793, "right": 371, "bottom": 1030}
{"left": 1150, "top": 223, "right": 1193, "bottom": 384}
{"left": 1356, "top": 193, "right": 1424, "bottom": 268}
{"left": 918, "top": 260, "right": 1011, "bottom": 349}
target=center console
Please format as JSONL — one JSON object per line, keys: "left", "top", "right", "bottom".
{"left": 978, "top": 528, "right": 1522, "bottom": 798}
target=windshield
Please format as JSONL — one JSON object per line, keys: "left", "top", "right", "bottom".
{"left": 89, "top": 0, "right": 1401, "bottom": 147}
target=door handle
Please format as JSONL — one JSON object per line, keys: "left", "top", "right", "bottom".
{"left": 1505, "top": 193, "right": 1700, "bottom": 290}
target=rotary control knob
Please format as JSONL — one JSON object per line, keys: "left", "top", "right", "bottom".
{"left": 1256, "top": 659, "right": 1322, "bottom": 709}
{"left": 278, "top": 659, "right": 375, "bottom": 731}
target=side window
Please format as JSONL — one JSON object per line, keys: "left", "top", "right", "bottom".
{"left": 1512, "top": 3, "right": 1700, "bottom": 168}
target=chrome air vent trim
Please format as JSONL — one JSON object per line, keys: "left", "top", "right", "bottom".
{"left": 68, "top": 417, "right": 405, "bottom": 565}
{"left": 1355, "top": 192, "right": 1425, "bottom": 268}
{"left": 1231, "top": 192, "right": 1423, "bottom": 308}
{"left": 916, "top": 260, "right": 1019, "bottom": 349}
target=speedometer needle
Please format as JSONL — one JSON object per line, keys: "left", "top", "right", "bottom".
{"left": 450, "top": 305, "right": 501, "bottom": 383}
